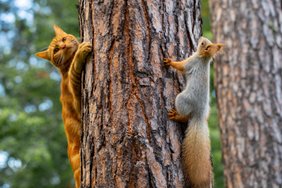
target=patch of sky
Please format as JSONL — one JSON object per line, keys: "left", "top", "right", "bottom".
{"left": 14, "top": 0, "right": 32, "bottom": 9}
{"left": 14, "top": 76, "right": 22, "bottom": 84}
{"left": 8, "top": 157, "right": 22, "bottom": 171}
{"left": 0, "top": 13, "right": 15, "bottom": 23}
{"left": 51, "top": 175, "right": 61, "bottom": 185}
{"left": 7, "top": 60, "right": 28, "bottom": 71}
{"left": 2, "top": 184, "right": 10, "bottom": 188}
{"left": 8, "top": 113, "right": 17, "bottom": 122}
{"left": 39, "top": 99, "right": 53, "bottom": 111}
{"left": 0, "top": 30, "right": 15, "bottom": 54}
{"left": 50, "top": 70, "right": 61, "bottom": 81}
{"left": 24, "top": 104, "right": 37, "bottom": 113}
{"left": 0, "top": 151, "right": 9, "bottom": 169}
{"left": 0, "top": 84, "right": 6, "bottom": 96}
{"left": 30, "top": 57, "right": 48, "bottom": 68}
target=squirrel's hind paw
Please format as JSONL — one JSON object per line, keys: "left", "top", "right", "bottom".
{"left": 168, "top": 109, "right": 189, "bottom": 123}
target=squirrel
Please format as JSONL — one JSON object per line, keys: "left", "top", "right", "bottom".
{"left": 164, "top": 37, "right": 223, "bottom": 188}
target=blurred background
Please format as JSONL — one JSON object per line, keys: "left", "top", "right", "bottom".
{"left": 0, "top": 0, "right": 223, "bottom": 187}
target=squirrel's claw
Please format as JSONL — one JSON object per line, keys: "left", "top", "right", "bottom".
{"left": 168, "top": 109, "right": 190, "bottom": 123}
{"left": 163, "top": 58, "right": 172, "bottom": 66}
{"left": 168, "top": 108, "right": 177, "bottom": 120}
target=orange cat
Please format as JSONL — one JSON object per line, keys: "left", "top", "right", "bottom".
{"left": 35, "top": 25, "right": 91, "bottom": 188}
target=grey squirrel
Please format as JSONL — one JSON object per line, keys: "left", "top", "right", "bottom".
{"left": 164, "top": 37, "right": 223, "bottom": 188}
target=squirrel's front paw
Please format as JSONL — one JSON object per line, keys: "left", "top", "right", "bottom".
{"left": 163, "top": 58, "right": 172, "bottom": 66}
{"left": 78, "top": 42, "right": 92, "bottom": 56}
{"left": 168, "top": 108, "right": 178, "bottom": 120}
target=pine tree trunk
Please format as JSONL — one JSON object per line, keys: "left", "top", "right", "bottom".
{"left": 78, "top": 0, "right": 202, "bottom": 187}
{"left": 209, "top": 1, "right": 282, "bottom": 187}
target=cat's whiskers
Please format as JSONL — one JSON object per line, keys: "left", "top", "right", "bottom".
{"left": 61, "top": 55, "right": 65, "bottom": 65}
{"left": 59, "top": 55, "right": 64, "bottom": 65}
{"left": 55, "top": 54, "right": 63, "bottom": 66}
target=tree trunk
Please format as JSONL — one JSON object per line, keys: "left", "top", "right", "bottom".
{"left": 210, "top": 1, "right": 282, "bottom": 187}
{"left": 78, "top": 0, "right": 201, "bottom": 187}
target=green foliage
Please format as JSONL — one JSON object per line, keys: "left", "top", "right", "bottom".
{"left": 201, "top": 0, "right": 224, "bottom": 187}
{"left": 201, "top": 0, "right": 213, "bottom": 39}
{"left": 0, "top": 0, "right": 78, "bottom": 187}
{"left": 208, "top": 101, "right": 224, "bottom": 188}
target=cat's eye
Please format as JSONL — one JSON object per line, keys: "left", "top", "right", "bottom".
{"left": 54, "top": 47, "right": 60, "bottom": 53}
{"left": 62, "top": 37, "right": 66, "bottom": 42}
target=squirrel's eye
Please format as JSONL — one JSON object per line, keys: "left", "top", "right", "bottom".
{"left": 201, "top": 42, "right": 204, "bottom": 46}
{"left": 62, "top": 37, "right": 66, "bottom": 42}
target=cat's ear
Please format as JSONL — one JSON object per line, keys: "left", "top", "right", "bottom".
{"left": 35, "top": 50, "right": 50, "bottom": 60}
{"left": 53, "top": 25, "right": 67, "bottom": 36}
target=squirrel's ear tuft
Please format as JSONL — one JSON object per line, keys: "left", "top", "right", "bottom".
{"left": 35, "top": 50, "right": 50, "bottom": 60}
{"left": 53, "top": 25, "right": 67, "bottom": 36}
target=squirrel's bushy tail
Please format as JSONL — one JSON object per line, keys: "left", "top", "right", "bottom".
{"left": 182, "top": 117, "right": 212, "bottom": 188}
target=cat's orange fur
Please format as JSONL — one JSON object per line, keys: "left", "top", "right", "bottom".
{"left": 35, "top": 25, "right": 91, "bottom": 188}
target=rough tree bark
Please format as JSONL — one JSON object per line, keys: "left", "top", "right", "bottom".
{"left": 210, "top": 1, "right": 282, "bottom": 187}
{"left": 78, "top": 0, "right": 201, "bottom": 187}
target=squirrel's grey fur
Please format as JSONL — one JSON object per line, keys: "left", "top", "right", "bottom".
{"left": 175, "top": 56, "right": 211, "bottom": 121}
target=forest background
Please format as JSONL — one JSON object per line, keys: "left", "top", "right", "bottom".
{"left": 0, "top": 0, "right": 223, "bottom": 187}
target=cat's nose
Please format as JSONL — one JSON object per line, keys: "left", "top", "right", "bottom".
{"left": 61, "top": 44, "right": 66, "bottom": 49}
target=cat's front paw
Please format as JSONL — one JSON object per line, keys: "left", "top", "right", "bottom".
{"left": 78, "top": 42, "right": 92, "bottom": 57}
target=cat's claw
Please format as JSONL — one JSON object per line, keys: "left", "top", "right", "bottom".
{"left": 78, "top": 42, "right": 92, "bottom": 56}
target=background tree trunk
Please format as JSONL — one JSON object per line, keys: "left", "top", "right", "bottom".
{"left": 78, "top": 0, "right": 202, "bottom": 187}
{"left": 210, "top": 1, "right": 282, "bottom": 187}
